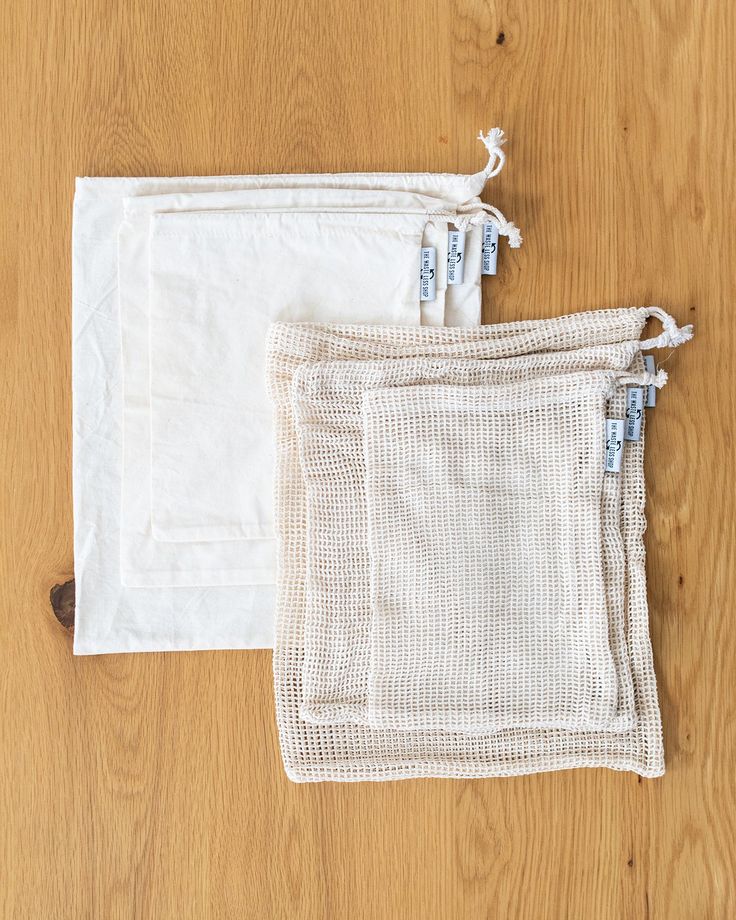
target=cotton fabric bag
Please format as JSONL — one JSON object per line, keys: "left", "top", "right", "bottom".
{"left": 118, "top": 134, "right": 520, "bottom": 589}
{"left": 72, "top": 129, "right": 511, "bottom": 653}
{"left": 119, "top": 192, "right": 431, "bottom": 585}
{"left": 266, "top": 308, "right": 691, "bottom": 780}
{"left": 144, "top": 189, "right": 515, "bottom": 550}
{"left": 120, "top": 184, "right": 519, "bottom": 587}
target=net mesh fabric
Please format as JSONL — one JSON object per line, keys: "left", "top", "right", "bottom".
{"left": 293, "top": 356, "right": 638, "bottom": 734}
{"left": 266, "top": 308, "right": 664, "bottom": 781}
{"left": 361, "top": 377, "right": 627, "bottom": 734}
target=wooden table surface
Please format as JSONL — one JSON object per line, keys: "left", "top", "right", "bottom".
{"left": 1, "top": 1, "right": 734, "bottom": 917}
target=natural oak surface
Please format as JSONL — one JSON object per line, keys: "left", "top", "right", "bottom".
{"left": 1, "top": 1, "right": 733, "bottom": 917}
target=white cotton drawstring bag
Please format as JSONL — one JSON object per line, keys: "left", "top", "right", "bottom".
{"left": 119, "top": 138, "right": 520, "bottom": 587}
{"left": 144, "top": 191, "right": 517, "bottom": 549}
{"left": 72, "top": 128, "right": 514, "bottom": 653}
{"left": 266, "top": 307, "right": 692, "bottom": 780}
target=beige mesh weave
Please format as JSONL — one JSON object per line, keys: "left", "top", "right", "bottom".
{"left": 361, "top": 376, "right": 627, "bottom": 734}
{"left": 267, "top": 308, "right": 686, "bottom": 781}
{"left": 293, "top": 355, "right": 640, "bottom": 734}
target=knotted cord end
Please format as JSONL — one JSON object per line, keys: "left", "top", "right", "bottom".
{"left": 651, "top": 368, "right": 669, "bottom": 388}
{"left": 478, "top": 127, "right": 507, "bottom": 178}
{"left": 669, "top": 323, "right": 694, "bottom": 347}
{"left": 641, "top": 307, "right": 695, "bottom": 350}
{"left": 501, "top": 221, "right": 523, "bottom": 248}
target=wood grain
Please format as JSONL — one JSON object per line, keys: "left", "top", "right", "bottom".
{"left": 1, "top": 1, "right": 734, "bottom": 917}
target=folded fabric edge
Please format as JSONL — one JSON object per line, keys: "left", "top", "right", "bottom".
{"left": 283, "top": 757, "right": 665, "bottom": 784}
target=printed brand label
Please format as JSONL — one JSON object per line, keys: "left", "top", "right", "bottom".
{"left": 643, "top": 355, "right": 656, "bottom": 407}
{"left": 625, "top": 387, "right": 644, "bottom": 441}
{"left": 605, "top": 419, "right": 625, "bottom": 473}
{"left": 419, "top": 246, "right": 436, "bottom": 301}
{"left": 481, "top": 222, "right": 499, "bottom": 275}
{"left": 446, "top": 230, "right": 466, "bottom": 285}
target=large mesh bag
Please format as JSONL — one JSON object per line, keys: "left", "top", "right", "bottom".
{"left": 293, "top": 355, "right": 642, "bottom": 734}
{"left": 266, "top": 308, "right": 691, "bottom": 781}
{"left": 288, "top": 323, "right": 673, "bottom": 732}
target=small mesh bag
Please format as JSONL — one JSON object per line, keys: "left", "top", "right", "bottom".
{"left": 266, "top": 307, "right": 691, "bottom": 781}
{"left": 362, "top": 375, "right": 627, "bottom": 734}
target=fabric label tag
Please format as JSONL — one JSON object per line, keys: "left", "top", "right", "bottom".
{"left": 419, "top": 247, "right": 436, "bottom": 301}
{"left": 625, "top": 388, "right": 644, "bottom": 441}
{"left": 643, "top": 355, "right": 656, "bottom": 407}
{"left": 481, "top": 222, "right": 499, "bottom": 275}
{"left": 605, "top": 419, "right": 625, "bottom": 472}
{"left": 446, "top": 230, "right": 466, "bottom": 285}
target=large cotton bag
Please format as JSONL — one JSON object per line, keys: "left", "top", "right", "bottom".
{"left": 72, "top": 131, "right": 510, "bottom": 652}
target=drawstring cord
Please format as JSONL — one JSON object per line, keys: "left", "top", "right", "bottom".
{"left": 478, "top": 128, "right": 507, "bottom": 178}
{"left": 602, "top": 367, "right": 669, "bottom": 406}
{"left": 427, "top": 126, "right": 522, "bottom": 246}
{"left": 457, "top": 201, "right": 523, "bottom": 247}
{"left": 616, "top": 368, "right": 669, "bottom": 390}
{"left": 641, "top": 306, "right": 694, "bottom": 349}
{"left": 428, "top": 201, "right": 523, "bottom": 248}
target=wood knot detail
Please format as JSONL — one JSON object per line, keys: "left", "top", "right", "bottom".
{"left": 50, "top": 579, "right": 75, "bottom": 632}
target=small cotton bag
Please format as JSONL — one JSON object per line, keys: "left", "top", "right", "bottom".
{"left": 145, "top": 191, "right": 512, "bottom": 548}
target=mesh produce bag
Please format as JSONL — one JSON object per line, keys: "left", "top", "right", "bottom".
{"left": 266, "top": 307, "right": 691, "bottom": 781}
{"left": 294, "top": 356, "right": 642, "bottom": 734}
{"left": 362, "top": 375, "right": 633, "bottom": 734}
{"left": 289, "top": 322, "right": 678, "bottom": 731}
